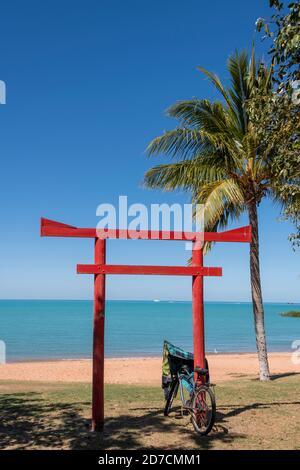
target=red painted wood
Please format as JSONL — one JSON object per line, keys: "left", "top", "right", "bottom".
{"left": 77, "top": 264, "right": 222, "bottom": 277}
{"left": 212, "top": 225, "right": 252, "bottom": 242}
{"left": 192, "top": 246, "right": 205, "bottom": 384}
{"left": 41, "top": 225, "right": 96, "bottom": 238}
{"left": 40, "top": 217, "right": 76, "bottom": 229}
{"left": 92, "top": 238, "right": 106, "bottom": 432}
{"left": 40, "top": 218, "right": 252, "bottom": 243}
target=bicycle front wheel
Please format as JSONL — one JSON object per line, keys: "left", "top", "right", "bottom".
{"left": 191, "top": 385, "right": 216, "bottom": 435}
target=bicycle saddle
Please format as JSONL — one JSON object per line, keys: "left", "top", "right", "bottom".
{"left": 194, "top": 367, "right": 208, "bottom": 376}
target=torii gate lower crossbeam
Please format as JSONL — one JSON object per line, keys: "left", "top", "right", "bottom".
{"left": 40, "top": 217, "right": 252, "bottom": 431}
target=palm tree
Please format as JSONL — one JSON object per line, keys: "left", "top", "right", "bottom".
{"left": 144, "top": 50, "right": 293, "bottom": 381}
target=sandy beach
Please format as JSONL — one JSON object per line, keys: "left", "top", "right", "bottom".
{"left": 0, "top": 352, "right": 298, "bottom": 384}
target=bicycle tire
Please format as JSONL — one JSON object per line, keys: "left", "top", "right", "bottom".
{"left": 191, "top": 385, "right": 216, "bottom": 435}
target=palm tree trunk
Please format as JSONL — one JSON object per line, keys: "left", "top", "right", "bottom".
{"left": 248, "top": 201, "right": 270, "bottom": 381}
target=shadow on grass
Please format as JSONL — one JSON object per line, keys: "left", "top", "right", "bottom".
{"left": 1, "top": 391, "right": 298, "bottom": 450}
{"left": 102, "top": 406, "right": 245, "bottom": 450}
{"left": 248, "top": 372, "right": 300, "bottom": 382}
{"left": 0, "top": 392, "right": 95, "bottom": 450}
{"left": 0, "top": 391, "right": 245, "bottom": 450}
{"left": 270, "top": 372, "right": 300, "bottom": 381}
{"left": 217, "top": 400, "right": 300, "bottom": 420}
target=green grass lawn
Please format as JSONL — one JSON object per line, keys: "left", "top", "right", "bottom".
{"left": 0, "top": 374, "right": 299, "bottom": 450}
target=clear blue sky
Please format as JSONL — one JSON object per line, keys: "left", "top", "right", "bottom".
{"left": 0, "top": 0, "right": 299, "bottom": 302}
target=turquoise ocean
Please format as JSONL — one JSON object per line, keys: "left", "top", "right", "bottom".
{"left": 0, "top": 300, "right": 299, "bottom": 362}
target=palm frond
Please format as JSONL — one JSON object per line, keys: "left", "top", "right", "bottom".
{"left": 227, "top": 50, "right": 250, "bottom": 133}
{"left": 146, "top": 128, "right": 207, "bottom": 160}
{"left": 144, "top": 157, "right": 227, "bottom": 192}
{"left": 193, "top": 179, "right": 245, "bottom": 253}
{"left": 195, "top": 179, "right": 245, "bottom": 230}
{"left": 197, "top": 67, "right": 238, "bottom": 123}
{"left": 167, "top": 99, "right": 233, "bottom": 136}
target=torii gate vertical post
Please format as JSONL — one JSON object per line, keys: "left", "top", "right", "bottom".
{"left": 192, "top": 243, "right": 205, "bottom": 381}
{"left": 40, "top": 217, "right": 251, "bottom": 432}
{"left": 92, "top": 237, "right": 106, "bottom": 431}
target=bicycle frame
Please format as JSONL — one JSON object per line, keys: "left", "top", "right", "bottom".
{"left": 177, "top": 370, "right": 195, "bottom": 409}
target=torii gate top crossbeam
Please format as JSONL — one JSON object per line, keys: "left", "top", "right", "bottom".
{"left": 40, "top": 218, "right": 252, "bottom": 243}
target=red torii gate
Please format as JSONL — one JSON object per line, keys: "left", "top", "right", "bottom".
{"left": 40, "top": 217, "right": 252, "bottom": 431}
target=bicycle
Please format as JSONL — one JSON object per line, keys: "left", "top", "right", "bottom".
{"left": 164, "top": 365, "right": 216, "bottom": 435}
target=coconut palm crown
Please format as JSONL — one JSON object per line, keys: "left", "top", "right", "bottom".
{"left": 144, "top": 50, "right": 297, "bottom": 381}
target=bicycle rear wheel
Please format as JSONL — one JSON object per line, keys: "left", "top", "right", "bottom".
{"left": 191, "top": 385, "right": 216, "bottom": 435}
{"left": 164, "top": 378, "right": 179, "bottom": 416}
